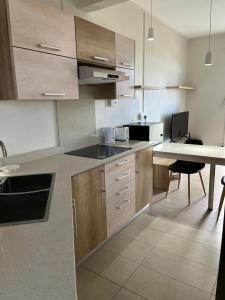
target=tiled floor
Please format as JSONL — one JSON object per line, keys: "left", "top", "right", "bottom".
{"left": 76, "top": 165, "right": 224, "bottom": 300}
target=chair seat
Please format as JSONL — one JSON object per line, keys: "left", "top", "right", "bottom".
{"left": 169, "top": 160, "right": 205, "bottom": 174}
{"left": 221, "top": 176, "right": 225, "bottom": 185}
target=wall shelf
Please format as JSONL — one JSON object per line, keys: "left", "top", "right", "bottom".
{"left": 133, "top": 85, "right": 161, "bottom": 91}
{"left": 166, "top": 85, "right": 195, "bottom": 91}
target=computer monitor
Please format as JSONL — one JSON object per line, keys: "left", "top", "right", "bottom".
{"left": 170, "top": 111, "right": 189, "bottom": 142}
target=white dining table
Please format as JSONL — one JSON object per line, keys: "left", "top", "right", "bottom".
{"left": 153, "top": 143, "right": 225, "bottom": 210}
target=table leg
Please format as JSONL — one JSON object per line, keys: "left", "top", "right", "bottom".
{"left": 208, "top": 164, "right": 216, "bottom": 210}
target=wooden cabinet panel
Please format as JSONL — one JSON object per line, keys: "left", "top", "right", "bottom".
{"left": 75, "top": 17, "right": 116, "bottom": 66}
{"left": 13, "top": 47, "right": 79, "bottom": 100}
{"left": 116, "top": 68, "right": 135, "bottom": 99}
{"left": 116, "top": 33, "right": 135, "bottom": 69}
{"left": 135, "top": 147, "right": 153, "bottom": 212}
{"left": 72, "top": 166, "right": 107, "bottom": 263}
{"left": 8, "top": 0, "right": 76, "bottom": 58}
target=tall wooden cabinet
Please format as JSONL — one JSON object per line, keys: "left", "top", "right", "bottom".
{"left": 135, "top": 147, "right": 153, "bottom": 212}
{"left": 71, "top": 166, "right": 107, "bottom": 262}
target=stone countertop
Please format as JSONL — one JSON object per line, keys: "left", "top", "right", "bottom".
{"left": 0, "top": 140, "right": 154, "bottom": 300}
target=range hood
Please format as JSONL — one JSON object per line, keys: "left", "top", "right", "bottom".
{"left": 78, "top": 65, "right": 129, "bottom": 85}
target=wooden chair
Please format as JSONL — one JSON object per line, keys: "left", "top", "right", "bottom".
{"left": 217, "top": 176, "right": 225, "bottom": 221}
{"left": 165, "top": 139, "right": 206, "bottom": 205}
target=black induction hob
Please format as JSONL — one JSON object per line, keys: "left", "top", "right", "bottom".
{"left": 65, "top": 144, "right": 131, "bottom": 160}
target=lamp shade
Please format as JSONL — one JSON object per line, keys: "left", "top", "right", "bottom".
{"left": 205, "top": 50, "right": 213, "bottom": 66}
{"left": 147, "top": 27, "right": 154, "bottom": 41}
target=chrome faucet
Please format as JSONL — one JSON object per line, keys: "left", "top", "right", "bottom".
{"left": 0, "top": 140, "right": 7, "bottom": 157}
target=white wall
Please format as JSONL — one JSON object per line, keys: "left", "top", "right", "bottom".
{"left": 186, "top": 33, "right": 225, "bottom": 146}
{"left": 0, "top": 0, "right": 188, "bottom": 156}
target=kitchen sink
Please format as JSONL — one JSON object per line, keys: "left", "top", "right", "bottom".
{"left": 0, "top": 173, "right": 53, "bottom": 194}
{"left": 0, "top": 173, "right": 55, "bottom": 226}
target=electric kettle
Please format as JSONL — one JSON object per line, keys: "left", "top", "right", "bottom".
{"left": 102, "top": 127, "right": 118, "bottom": 144}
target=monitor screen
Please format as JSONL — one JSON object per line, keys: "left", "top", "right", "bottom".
{"left": 171, "top": 111, "right": 189, "bottom": 141}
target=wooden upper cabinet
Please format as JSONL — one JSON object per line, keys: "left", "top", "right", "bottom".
{"left": 75, "top": 17, "right": 116, "bottom": 66}
{"left": 135, "top": 147, "right": 153, "bottom": 212}
{"left": 13, "top": 48, "right": 79, "bottom": 100}
{"left": 116, "top": 67, "right": 135, "bottom": 99}
{"left": 116, "top": 33, "right": 135, "bottom": 70}
{"left": 8, "top": 0, "right": 76, "bottom": 58}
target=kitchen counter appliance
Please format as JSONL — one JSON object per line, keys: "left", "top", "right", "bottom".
{"left": 124, "top": 122, "right": 164, "bottom": 143}
{"left": 65, "top": 144, "right": 131, "bottom": 160}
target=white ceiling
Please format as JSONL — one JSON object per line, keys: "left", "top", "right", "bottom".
{"left": 131, "top": 0, "right": 225, "bottom": 38}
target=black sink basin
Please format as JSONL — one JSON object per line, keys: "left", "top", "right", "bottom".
{"left": 0, "top": 173, "right": 55, "bottom": 226}
{"left": 0, "top": 173, "right": 53, "bottom": 194}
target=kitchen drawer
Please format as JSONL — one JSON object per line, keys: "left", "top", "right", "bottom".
{"left": 106, "top": 181, "right": 133, "bottom": 207}
{"left": 8, "top": 0, "right": 76, "bottom": 58}
{"left": 106, "top": 181, "right": 135, "bottom": 237}
{"left": 105, "top": 154, "right": 135, "bottom": 177}
{"left": 75, "top": 17, "right": 116, "bottom": 66}
{"left": 13, "top": 47, "right": 79, "bottom": 100}
{"left": 105, "top": 168, "right": 135, "bottom": 192}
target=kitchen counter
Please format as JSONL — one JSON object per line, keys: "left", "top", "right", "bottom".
{"left": 0, "top": 140, "right": 154, "bottom": 300}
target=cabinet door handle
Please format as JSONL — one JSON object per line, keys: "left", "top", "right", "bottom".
{"left": 136, "top": 154, "right": 141, "bottom": 173}
{"left": 116, "top": 159, "right": 130, "bottom": 166}
{"left": 92, "top": 56, "right": 108, "bottom": 62}
{"left": 116, "top": 200, "right": 129, "bottom": 209}
{"left": 116, "top": 187, "right": 129, "bottom": 195}
{"left": 116, "top": 173, "right": 129, "bottom": 181}
{"left": 120, "top": 95, "right": 133, "bottom": 98}
{"left": 38, "top": 43, "right": 62, "bottom": 51}
{"left": 72, "top": 199, "right": 78, "bottom": 238}
{"left": 42, "top": 93, "right": 66, "bottom": 97}
{"left": 120, "top": 62, "right": 132, "bottom": 67}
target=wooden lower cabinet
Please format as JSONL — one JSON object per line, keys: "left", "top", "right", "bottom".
{"left": 135, "top": 147, "right": 153, "bottom": 212}
{"left": 71, "top": 166, "right": 107, "bottom": 263}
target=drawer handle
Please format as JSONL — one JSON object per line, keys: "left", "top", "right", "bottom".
{"left": 116, "top": 187, "right": 129, "bottom": 195}
{"left": 120, "top": 95, "right": 133, "bottom": 98}
{"left": 92, "top": 56, "right": 108, "bottom": 62}
{"left": 116, "top": 159, "right": 130, "bottom": 166}
{"left": 116, "top": 173, "right": 129, "bottom": 181}
{"left": 116, "top": 200, "right": 129, "bottom": 209}
{"left": 42, "top": 93, "right": 66, "bottom": 97}
{"left": 120, "top": 62, "right": 132, "bottom": 67}
{"left": 38, "top": 43, "right": 62, "bottom": 51}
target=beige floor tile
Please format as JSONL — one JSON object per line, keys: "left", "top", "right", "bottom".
{"left": 141, "top": 246, "right": 217, "bottom": 293}
{"left": 125, "top": 266, "right": 211, "bottom": 300}
{"left": 121, "top": 222, "right": 147, "bottom": 239}
{"left": 121, "top": 239, "right": 152, "bottom": 263}
{"left": 103, "top": 232, "right": 134, "bottom": 254}
{"left": 133, "top": 213, "right": 156, "bottom": 227}
{"left": 157, "top": 233, "right": 220, "bottom": 268}
{"left": 148, "top": 217, "right": 176, "bottom": 233}
{"left": 83, "top": 247, "right": 119, "bottom": 274}
{"left": 167, "top": 222, "right": 222, "bottom": 249}
{"left": 102, "top": 256, "right": 138, "bottom": 285}
{"left": 112, "top": 289, "right": 145, "bottom": 300}
{"left": 76, "top": 267, "right": 120, "bottom": 300}
{"left": 135, "top": 226, "right": 165, "bottom": 246}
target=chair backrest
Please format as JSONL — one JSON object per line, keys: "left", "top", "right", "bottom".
{"left": 185, "top": 139, "right": 203, "bottom": 145}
